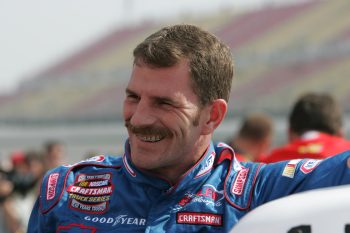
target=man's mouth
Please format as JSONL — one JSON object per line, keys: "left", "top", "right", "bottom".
{"left": 136, "top": 134, "right": 165, "bottom": 142}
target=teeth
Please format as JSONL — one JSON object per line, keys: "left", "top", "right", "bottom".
{"left": 138, "top": 135, "right": 163, "bottom": 142}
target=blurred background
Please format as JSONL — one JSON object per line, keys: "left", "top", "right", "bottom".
{"left": 0, "top": 0, "right": 350, "bottom": 164}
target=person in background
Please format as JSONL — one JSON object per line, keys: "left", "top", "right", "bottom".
{"left": 1, "top": 150, "right": 45, "bottom": 233}
{"left": 261, "top": 92, "right": 350, "bottom": 163}
{"left": 28, "top": 24, "right": 350, "bottom": 233}
{"left": 228, "top": 113, "right": 273, "bottom": 162}
{"left": 43, "top": 140, "right": 65, "bottom": 170}
{"left": 0, "top": 154, "right": 14, "bottom": 233}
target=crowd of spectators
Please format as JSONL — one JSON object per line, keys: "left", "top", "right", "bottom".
{"left": 0, "top": 141, "right": 65, "bottom": 233}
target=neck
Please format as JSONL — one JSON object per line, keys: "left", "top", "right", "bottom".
{"left": 154, "top": 137, "right": 211, "bottom": 185}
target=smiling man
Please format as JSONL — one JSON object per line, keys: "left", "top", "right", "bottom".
{"left": 28, "top": 24, "right": 350, "bottom": 233}
{"left": 124, "top": 58, "right": 224, "bottom": 183}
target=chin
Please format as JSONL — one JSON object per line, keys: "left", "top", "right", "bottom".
{"left": 131, "top": 152, "right": 151, "bottom": 167}
{"left": 134, "top": 160, "right": 156, "bottom": 171}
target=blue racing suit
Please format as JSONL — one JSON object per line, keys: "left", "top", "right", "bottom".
{"left": 27, "top": 140, "right": 350, "bottom": 232}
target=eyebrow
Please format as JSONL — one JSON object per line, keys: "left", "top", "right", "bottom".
{"left": 125, "top": 88, "right": 136, "bottom": 96}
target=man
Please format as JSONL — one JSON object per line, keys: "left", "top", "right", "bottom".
{"left": 261, "top": 92, "right": 350, "bottom": 163}
{"left": 28, "top": 25, "right": 350, "bottom": 233}
{"left": 228, "top": 113, "right": 273, "bottom": 162}
{"left": 43, "top": 140, "right": 66, "bottom": 170}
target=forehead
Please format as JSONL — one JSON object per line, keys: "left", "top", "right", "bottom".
{"left": 127, "top": 60, "right": 198, "bottom": 101}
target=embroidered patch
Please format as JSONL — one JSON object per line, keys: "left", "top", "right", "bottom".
{"left": 70, "top": 199, "right": 108, "bottom": 214}
{"left": 47, "top": 173, "right": 59, "bottom": 200}
{"left": 67, "top": 185, "right": 113, "bottom": 196}
{"left": 195, "top": 152, "right": 215, "bottom": 178}
{"left": 232, "top": 168, "right": 249, "bottom": 195}
{"left": 300, "top": 159, "right": 321, "bottom": 174}
{"left": 67, "top": 173, "right": 113, "bottom": 214}
{"left": 282, "top": 159, "right": 301, "bottom": 178}
{"left": 177, "top": 212, "right": 222, "bottom": 226}
{"left": 84, "top": 215, "right": 147, "bottom": 227}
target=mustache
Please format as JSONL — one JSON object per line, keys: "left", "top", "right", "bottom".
{"left": 125, "top": 121, "right": 172, "bottom": 136}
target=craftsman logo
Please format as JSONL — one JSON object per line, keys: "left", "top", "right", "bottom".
{"left": 282, "top": 159, "right": 301, "bottom": 178}
{"left": 84, "top": 215, "right": 147, "bottom": 226}
{"left": 67, "top": 172, "right": 113, "bottom": 214}
{"left": 47, "top": 173, "right": 59, "bottom": 200}
{"left": 196, "top": 152, "right": 215, "bottom": 178}
{"left": 177, "top": 212, "right": 222, "bottom": 226}
{"left": 67, "top": 185, "right": 113, "bottom": 196}
{"left": 232, "top": 168, "right": 249, "bottom": 195}
{"left": 300, "top": 159, "right": 321, "bottom": 174}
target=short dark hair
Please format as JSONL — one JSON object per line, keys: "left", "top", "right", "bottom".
{"left": 25, "top": 150, "right": 44, "bottom": 163}
{"left": 289, "top": 92, "right": 343, "bottom": 135}
{"left": 133, "top": 24, "right": 234, "bottom": 105}
{"left": 238, "top": 113, "right": 273, "bottom": 142}
{"left": 44, "top": 140, "right": 63, "bottom": 153}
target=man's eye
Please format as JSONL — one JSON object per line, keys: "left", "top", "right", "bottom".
{"left": 127, "top": 94, "right": 139, "bottom": 101}
{"left": 159, "top": 101, "right": 172, "bottom": 106}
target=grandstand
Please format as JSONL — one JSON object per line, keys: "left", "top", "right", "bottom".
{"left": 0, "top": 0, "right": 349, "bottom": 123}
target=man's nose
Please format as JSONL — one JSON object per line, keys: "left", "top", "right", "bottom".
{"left": 130, "top": 99, "right": 156, "bottom": 126}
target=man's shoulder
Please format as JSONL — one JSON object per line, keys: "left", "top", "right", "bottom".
{"left": 39, "top": 155, "right": 123, "bottom": 214}
{"left": 44, "top": 155, "right": 123, "bottom": 177}
{"left": 62, "top": 154, "right": 123, "bottom": 168}
{"left": 222, "top": 159, "right": 263, "bottom": 210}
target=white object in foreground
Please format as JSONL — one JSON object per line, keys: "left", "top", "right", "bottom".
{"left": 230, "top": 185, "right": 350, "bottom": 233}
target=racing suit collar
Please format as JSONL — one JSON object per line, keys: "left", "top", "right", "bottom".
{"left": 122, "top": 139, "right": 217, "bottom": 194}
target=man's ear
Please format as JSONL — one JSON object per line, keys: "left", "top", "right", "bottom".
{"left": 201, "top": 99, "right": 227, "bottom": 135}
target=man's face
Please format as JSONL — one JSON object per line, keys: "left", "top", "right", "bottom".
{"left": 123, "top": 60, "right": 210, "bottom": 178}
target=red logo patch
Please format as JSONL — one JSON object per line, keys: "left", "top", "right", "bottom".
{"left": 177, "top": 212, "right": 222, "bottom": 226}
{"left": 47, "top": 173, "right": 59, "bottom": 200}
{"left": 232, "top": 168, "right": 249, "bottom": 195}
{"left": 301, "top": 159, "right": 321, "bottom": 174}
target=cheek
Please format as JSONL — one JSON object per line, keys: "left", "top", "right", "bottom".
{"left": 123, "top": 101, "right": 133, "bottom": 120}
